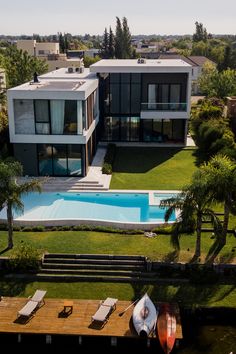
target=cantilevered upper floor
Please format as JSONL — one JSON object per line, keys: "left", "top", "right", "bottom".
{"left": 7, "top": 67, "right": 99, "bottom": 145}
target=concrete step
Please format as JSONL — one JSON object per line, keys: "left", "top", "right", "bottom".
{"left": 43, "top": 253, "right": 146, "bottom": 261}
{"left": 42, "top": 258, "right": 146, "bottom": 266}
{"left": 32, "top": 273, "right": 159, "bottom": 283}
{"left": 39, "top": 268, "right": 155, "bottom": 277}
{"left": 41, "top": 262, "right": 146, "bottom": 271}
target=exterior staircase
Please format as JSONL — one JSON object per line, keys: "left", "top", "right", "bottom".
{"left": 36, "top": 253, "right": 157, "bottom": 283}
{"left": 41, "top": 178, "right": 110, "bottom": 192}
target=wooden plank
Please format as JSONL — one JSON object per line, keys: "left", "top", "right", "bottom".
{"left": 0, "top": 297, "right": 182, "bottom": 339}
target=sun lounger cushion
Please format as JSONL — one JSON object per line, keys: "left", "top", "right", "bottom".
{"left": 31, "top": 290, "right": 47, "bottom": 305}
{"left": 18, "top": 300, "right": 39, "bottom": 317}
{"left": 92, "top": 297, "right": 118, "bottom": 322}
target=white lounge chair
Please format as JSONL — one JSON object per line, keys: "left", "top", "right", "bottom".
{"left": 91, "top": 297, "right": 118, "bottom": 325}
{"left": 17, "top": 289, "right": 47, "bottom": 320}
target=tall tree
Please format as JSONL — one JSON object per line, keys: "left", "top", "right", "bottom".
{"left": 199, "top": 155, "right": 236, "bottom": 263}
{"left": 58, "top": 32, "right": 65, "bottom": 53}
{"left": 108, "top": 27, "right": 115, "bottom": 59}
{"left": 193, "top": 21, "right": 208, "bottom": 42}
{"left": 101, "top": 27, "right": 109, "bottom": 59}
{"left": 160, "top": 170, "right": 221, "bottom": 262}
{"left": 122, "top": 17, "right": 132, "bottom": 59}
{"left": 0, "top": 161, "right": 41, "bottom": 249}
{"left": 2, "top": 46, "right": 48, "bottom": 88}
{"left": 115, "top": 17, "right": 123, "bottom": 59}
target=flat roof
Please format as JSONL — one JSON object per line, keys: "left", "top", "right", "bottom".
{"left": 90, "top": 59, "right": 191, "bottom": 74}
{"left": 39, "top": 67, "right": 96, "bottom": 80}
{"left": 8, "top": 67, "right": 98, "bottom": 93}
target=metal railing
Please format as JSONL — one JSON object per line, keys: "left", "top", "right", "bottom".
{"left": 141, "top": 102, "right": 187, "bottom": 111}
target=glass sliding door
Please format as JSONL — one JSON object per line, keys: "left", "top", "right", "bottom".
{"left": 52, "top": 144, "right": 67, "bottom": 176}
{"left": 130, "top": 117, "right": 140, "bottom": 141}
{"left": 170, "top": 84, "right": 181, "bottom": 110}
{"left": 148, "top": 84, "right": 157, "bottom": 110}
{"left": 120, "top": 117, "right": 130, "bottom": 141}
{"left": 38, "top": 144, "right": 53, "bottom": 175}
{"left": 68, "top": 145, "right": 82, "bottom": 176}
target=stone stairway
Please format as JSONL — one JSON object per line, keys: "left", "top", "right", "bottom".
{"left": 41, "top": 178, "right": 109, "bottom": 192}
{"left": 37, "top": 253, "right": 157, "bottom": 282}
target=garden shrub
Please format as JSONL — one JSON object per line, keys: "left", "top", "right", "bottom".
{"left": 102, "top": 143, "right": 116, "bottom": 174}
{"left": 8, "top": 242, "right": 41, "bottom": 272}
{"left": 32, "top": 225, "right": 45, "bottom": 232}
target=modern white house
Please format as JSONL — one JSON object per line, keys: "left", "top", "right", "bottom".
{"left": 8, "top": 59, "right": 192, "bottom": 177}
{"left": 90, "top": 59, "right": 192, "bottom": 144}
{"left": 7, "top": 67, "right": 99, "bottom": 177}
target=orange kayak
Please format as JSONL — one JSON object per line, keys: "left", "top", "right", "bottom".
{"left": 157, "top": 303, "right": 176, "bottom": 354}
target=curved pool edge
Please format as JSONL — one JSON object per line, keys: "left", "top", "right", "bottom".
{"left": 0, "top": 218, "right": 174, "bottom": 231}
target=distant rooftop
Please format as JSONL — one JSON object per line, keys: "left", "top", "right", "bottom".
{"left": 90, "top": 59, "right": 191, "bottom": 73}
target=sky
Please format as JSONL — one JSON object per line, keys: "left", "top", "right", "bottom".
{"left": 0, "top": 0, "right": 236, "bottom": 36}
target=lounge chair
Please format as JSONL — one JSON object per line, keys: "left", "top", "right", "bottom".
{"left": 17, "top": 289, "right": 47, "bottom": 320}
{"left": 91, "top": 297, "right": 118, "bottom": 325}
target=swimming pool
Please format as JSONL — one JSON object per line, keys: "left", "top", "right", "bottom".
{"left": 0, "top": 192, "right": 177, "bottom": 225}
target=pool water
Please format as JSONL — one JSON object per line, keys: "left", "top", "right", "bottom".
{"left": 0, "top": 192, "right": 177, "bottom": 223}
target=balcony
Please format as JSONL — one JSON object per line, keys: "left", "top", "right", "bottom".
{"left": 141, "top": 102, "right": 189, "bottom": 120}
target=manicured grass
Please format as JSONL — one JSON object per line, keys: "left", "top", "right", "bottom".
{"left": 0, "top": 279, "right": 235, "bottom": 307}
{"left": 0, "top": 230, "right": 235, "bottom": 263}
{"left": 110, "top": 147, "right": 198, "bottom": 190}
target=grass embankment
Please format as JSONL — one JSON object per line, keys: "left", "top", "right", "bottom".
{"left": 0, "top": 230, "right": 235, "bottom": 263}
{"left": 110, "top": 147, "right": 197, "bottom": 190}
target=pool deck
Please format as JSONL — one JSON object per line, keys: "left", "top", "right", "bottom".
{"left": 0, "top": 297, "right": 182, "bottom": 339}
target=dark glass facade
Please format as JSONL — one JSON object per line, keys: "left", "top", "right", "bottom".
{"left": 99, "top": 73, "right": 187, "bottom": 143}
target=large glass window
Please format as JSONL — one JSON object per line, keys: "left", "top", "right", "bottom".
{"left": 170, "top": 84, "right": 181, "bottom": 110}
{"left": 37, "top": 144, "right": 82, "bottom": 176}
{"left": 110, "top": 84, "right": 120, "bottom": 114}
{"left": 120, "top": 84, "right": 130, "bottom": 114}
{"left": 34, "top": 100, "right": 82, "bottom": 135}
{"left": 163, "top": 120, "right": 172, "bottom": 141}
{"left": 35, "top": 100, "right": 50, "bottom": 134}
{"left": 64, "top": 100, "right": 77, "bottom": 134}
{"left": 143, "top": 120, "right": 153, "bottom": 142}
{"left": 147, "top": 84, "right": 182, "bottom": 111}
{"left": 131, "top": 84, "right": 141, "bottom": 113}
{"left": 14, "top": 99, "right": 35, "bottom": 134}
{"left": 120, "top": 117, "right": 130, "bottom": 141}
{"left": 68, "top": 145, "right": 82, "bottom": 176}
{"left": 52, "top": 144, "right": 67, "bottom": 176}
{"left": 153, "top": 120, "right": 162, "bottom": 142}
{"left": 38, "top": 145, "right": 53, "bottom": 175}
{"left": 130, "top": 117, "right": 140, "bottom": 141}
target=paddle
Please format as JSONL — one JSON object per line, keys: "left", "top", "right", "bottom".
{"left": 118, "top": 298, "right": 139, "bottom": 317}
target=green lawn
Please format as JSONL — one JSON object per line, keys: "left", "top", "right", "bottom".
{"left": 0, "top": 230, "right": 235, "bottom": 263}
{"left": 0, "top": 279, "right": 235, "bottom": 307}
{"left": 110, "top": 147, "right": 197, "bottom": 190}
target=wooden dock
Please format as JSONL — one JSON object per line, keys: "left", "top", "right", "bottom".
{"left": 0, "top": 297, "right": 182, "bottom": 339}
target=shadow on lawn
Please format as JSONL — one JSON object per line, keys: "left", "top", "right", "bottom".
{"left": 0, "top": 278, "right": 29, "bottom": 297}
{"left": 113, "top": 147, "right": 183, "bottom": 173}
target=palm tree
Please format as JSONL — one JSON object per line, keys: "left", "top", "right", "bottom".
{"left": 160, "top": 170, "right": 221, "bottom": 262}
{"left": 0, "top": 161, "right": 41, "bottom": 249}
{"left": 199, "top": 155, "right": 236, "bottom": 262}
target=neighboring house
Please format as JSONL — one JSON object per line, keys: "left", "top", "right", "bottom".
{"left": 226, "top": 96, "right": 236, "bottom": 138}
{"left": 16, "top": 40, "right": 83, "bottom": 72}
{"left": 67, "top": 49, "right": 100, "bottom": 59}
{"left": 158, "top": 54, "right": 216, "bottom": 95}
{"left": 7, "top": 67, "right": 99, "bottom": 177}
{"left": 90, "top": 59, "right": 191, "bottom": 145}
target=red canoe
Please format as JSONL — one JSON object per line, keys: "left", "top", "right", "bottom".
{"left": 157, "top": 303, "right": 177, "bottom": 354}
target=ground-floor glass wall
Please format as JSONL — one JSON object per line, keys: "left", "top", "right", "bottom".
{"left": 102, "top": 117, "right": 186, "bottom": 143}
{"left": 37, "top": 144, "right": 83, "bottom": 176}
